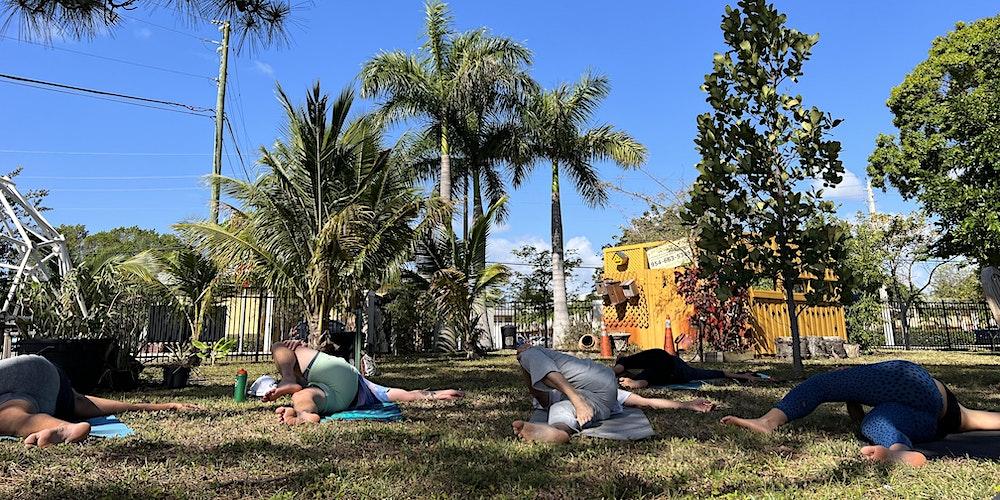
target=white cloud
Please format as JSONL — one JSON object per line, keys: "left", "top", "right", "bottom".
{"left": 253, "top": 60, "right": 274, "bottom": 77}
{"left": 815, "top": 169, "right": 866, "bottom": 201}
{"left": 134, "top": 27, "right": 152, "bottom": 39}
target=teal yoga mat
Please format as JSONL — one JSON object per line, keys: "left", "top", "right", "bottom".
{"left": 1, "top": 415, "right": 134, "bottom": 441}
{"left": 320, "top": 402, "right": 403, "bottom": 422}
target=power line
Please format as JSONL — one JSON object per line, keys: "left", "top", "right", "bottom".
{"left": 223, "top": 114, "right": 251, "bottom": 181}
{"left": 487, "top": 260, "right": 603, "bottom": 270}
{"left": 0, "top": 150, "right": 226, "bottom": 156}
{"left": 121, "top": 14, "right": 216, "bottom": 44}
{"left": 0, "top": 72, "right": 214, "bottom": 113}
{"left": 46, "top": 187, "right": 203, "bottom": 192}
{"left": 20, "top": 175, "right": 201, "bottom": 180}
{"left": 0, "top": 78, "right": 214, "bottom": 118}
{"left": 0, "top": 35, "right": 214, "bottom": 81}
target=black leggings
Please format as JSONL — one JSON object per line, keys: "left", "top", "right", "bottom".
{"left": 616, "top": 349, "right": 726, "bottom": 385}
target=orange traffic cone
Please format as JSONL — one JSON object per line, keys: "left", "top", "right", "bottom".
{"left": 600, "top": 330, "right": 613, "bottom": 359}
{"left": 663, "top": 319, "right": 676, "bottom": 354}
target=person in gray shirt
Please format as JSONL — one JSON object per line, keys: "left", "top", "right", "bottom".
{"left": 0, "top": 355, "right": 196, "bottom": 447}
{"left": 511, "top": 341, "right": 620, "bottom": 443}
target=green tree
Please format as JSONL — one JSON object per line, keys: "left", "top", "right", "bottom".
{"left": 513, "top": 73, "right": 647, "bottom": 348}
{"left": 4, "top": 1, "right": 293, "bottom": 47}
{"left": 868, "top": 16, "right": 1000, "bottom": 267}
{"left": 360, "top": 0, "right": 532, "bottom": 209}
{"left": 178, "top": 84, "right": 432, "bottom": 348}
{"left": 682, "top": 0, "right": 847, "bottom": 372}
{"left": 57, "top": 225, "right": 183, "bottom": 267}
{"left": 118, "top": 247, "right": 225, "bottom": 343}
{"left": 929, "top": 263, "right": 982, "bottom": 301}
{"left": 507, "top": 245, "right": 581, "bottom": 304}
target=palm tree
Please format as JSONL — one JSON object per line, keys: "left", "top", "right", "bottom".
{"left": 411, "top": 198, "right": 510, "bottom": 354}
{"left": 118, "top": 247, "right": 225, "bottom": 343}
{"left": 360, "top": 0, "right": 533, "bottom": 210}
{"left": 177, "top": 83, "right": 433, "bottom": 347}
{"left": 514, "top": 73, "right": 647, "bottom": 347}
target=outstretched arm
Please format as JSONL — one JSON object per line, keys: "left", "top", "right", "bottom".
{"left": 73, "top": 394, "right": 198, "bottom": 419}
{"left": 623, "top": 393, "right": 714, "bottom": 413}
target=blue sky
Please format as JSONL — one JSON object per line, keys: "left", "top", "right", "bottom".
{"left": 2, "top": 0, "right": 998, "bottom": 279}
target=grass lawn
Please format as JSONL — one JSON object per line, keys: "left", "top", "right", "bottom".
{"left": 4, "top": 350, "right": 1000, "bottom": 498}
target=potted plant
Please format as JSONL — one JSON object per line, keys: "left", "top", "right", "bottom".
{"left": 675, "top": 267, "right": 755, "bottom": 363}
{"left": 162, "top": 341, "right": 201, "bottom": 389}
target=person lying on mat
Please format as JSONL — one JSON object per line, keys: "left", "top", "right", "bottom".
{"left": 511, "top": 340, "right": 623, "bottom": 444}
{"left": 0, "top": 355, "right": 197, "bottom": 448}
{"left": 720, "top": 360, "right": 1000, "bottom": 467}
{"left": 614, "top": 348, "right": 764, "bottom": 389}
{"left": 263, "top": 340, "right": 463, "bottom": 425}
{"left": 532, "top": 386, "right": 715, "bottom": 414}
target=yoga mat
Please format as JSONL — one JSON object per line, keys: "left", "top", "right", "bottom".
{"left": 0, "top": 415, "right": 134, "bottom": 441}
{"left": 914, "top": 431, "right": 1000, "bottom": 460}
{"left": 650, "top": 373, "right": 770, "bottom": 391}
{"left": 529, "top": 407, "right": 655, "bottom": 441}
{"left": 321, "top": 402, "right": 403, "bottom": 422}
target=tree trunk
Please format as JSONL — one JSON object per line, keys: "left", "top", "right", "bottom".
{"left": 471, "top": 167, "right": 489, "bottom": 352}
{"left": 550, "top": 161, "right": 571, "bottom": 349}
{"left": 472, "top": 169, "right": 485, "bottom": 270}
{"left": 900, "top": 301, "right": 912, "bottom": 350}
{"left": 462, "top": 173, "right": 469, "bottom": 244}
{"left": 439, "top": 126, "right": 451, "bottom": 203}
{"left": 783, "top": 278, "right": 803, "bottom": 374}
{"left": 307, "top": 295, "right": 330, "bottom": 349}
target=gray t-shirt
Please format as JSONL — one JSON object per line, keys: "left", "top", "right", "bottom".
{"left": 518, "top": 347, "right": 616, "bottom": 395}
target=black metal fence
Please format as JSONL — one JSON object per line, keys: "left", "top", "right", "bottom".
{"left": 875, "top": 300, "right": 1000, "bottom": 350}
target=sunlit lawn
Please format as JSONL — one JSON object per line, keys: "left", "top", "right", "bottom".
{"left": 4, "top": 350, "right": 1000, "bottom": 498}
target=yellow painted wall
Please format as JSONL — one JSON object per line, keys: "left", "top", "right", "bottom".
{"left": 601, "top": 242, "right": 847, "bottom": 354}
{"left": 224, "top": 289, "right": 261, "bottom": 340}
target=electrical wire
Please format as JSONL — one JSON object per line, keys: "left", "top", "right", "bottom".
{"left": 0, "top": 78, "right": 214, "bottom": 118}
{"left": 120, "top": 14, "right": 217, "bottom": 44}
{"left": 19, "top": 175, "right": 201, "bottom": 180}
{"left": 0, "top": 72, "right": 214, "bottom": 113}
{"left": 0, "top": 34, "right": 214, "bottom": 81}
{"left": 0, "top": 150, "right": 225, "bottom": 156}
{"left": 223, "top": 114, "right": 251, "bottom": 181}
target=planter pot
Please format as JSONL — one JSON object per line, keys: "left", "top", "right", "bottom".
{"left": 162, "top": 365, "right": 191, "bottom": 389}
{"left": 722, "top": 351, "right": 755, "bottom": 363}
{"left": 16, "top": 338, "right": 113, "bottom": 393}
{"left": 609, "top": 333, "right": 631, "bottom": 353}
{"left": 844, "top": 343, "right": 861, "bottom": 358}
{"left": 700, "top": 351, "right": 725, "bottom": 363}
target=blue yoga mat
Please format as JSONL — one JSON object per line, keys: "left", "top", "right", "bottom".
{"left": 0, "top": 415, "right": 134, "bottom": 441}
{"left": 320, "top": 402, "right": 403, "bottom": 422}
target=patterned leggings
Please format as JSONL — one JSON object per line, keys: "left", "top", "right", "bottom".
{"left": 774, "top": 360, "right": 943, "bottom": 448}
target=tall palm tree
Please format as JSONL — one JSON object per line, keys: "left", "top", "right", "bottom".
{"left": 360, "top": 0, "right": 532, "bottom": 211}
{"left": 514, "top": 73, "right": 647, "bottom": 347}
{"left": 177, "top": 84, "right": 433, "bottom": 347}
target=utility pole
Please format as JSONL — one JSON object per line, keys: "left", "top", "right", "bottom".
{"left": 209, "top": 20, "right": 231, "bottom": 224}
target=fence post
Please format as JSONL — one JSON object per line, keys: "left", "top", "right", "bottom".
{"left": 354, "top": 308, "right": 363, "bottom": 369}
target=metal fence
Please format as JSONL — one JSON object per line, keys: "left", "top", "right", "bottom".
{"left": 482, "top": 300, "right": 599, "bottom": 350}
{"left": 874, "top": 300, "right": 1000, "bottom": 350}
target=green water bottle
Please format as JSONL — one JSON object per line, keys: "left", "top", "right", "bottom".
{"left": 234, "top": 368, "right": 248, "bottom": 402}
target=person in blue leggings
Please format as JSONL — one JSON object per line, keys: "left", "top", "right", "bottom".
{"left": 721, "top": 360, "right": 1000, "bottom": 466}
{"left": 613, "top": 348, "right": 762, "bottom": 389}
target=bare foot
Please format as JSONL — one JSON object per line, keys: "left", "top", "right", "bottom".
{"left": 432, "top": 389, "right": 464, "bottom": 400}
{"left": 276, "top": 406, "right": 319, "bottom": 426}
{"left": 24, "top": 422, "right": 91, "bottom": 448}
{"left": 512, "top": 420, "right": 571, "bottom": 444}
{"left": 720, "top": 415, "right": 778, "bottom": 434}
{"left": 860, "top": 445, "right": 928, "bottom": 467}
{"left": 263, "top": 382, "right": 302, "bottom": 402}
{"left": 619, "top": 377, "right": 649, "bottom": 389}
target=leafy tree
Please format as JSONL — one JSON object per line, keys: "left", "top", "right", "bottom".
{"left": 3, "top": 0, "right": 293, "bottom": 49}
{"left": 56, "top": 225, "right": 183, "bottom": 267}
{"left": 178, "top": 84, "right": 433, "bottom": 348}
{"left": 613, "top": 199, "right": 689, "bottom": 247}
{"left": 674, "top": 267, "right": 753, "bottom": 353}
{"left": 868, "top": 16, "right": 1000, "bottom": 267}
{"left": 513, "top": 73, "right": 647, "bottom": 348}
{"left": 681, "top": 0, "right": 847, "bottom": 372}
{"left": 506, "top": 245, "right": 581, "bottom": 304}
{"left": 118, "top": 247, "right": 226, "bottom": 343}
{"left": 360, "top": 0, "right": 532, "bottom": 208}
{"left": 929, "top": 262, "right": 983, "bottom": 301}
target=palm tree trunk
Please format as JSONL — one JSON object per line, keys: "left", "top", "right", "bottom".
{"left": 550, "top": 161, "right": 571, "bottom": 349}
{"left": 462, "top": 173, "right": 469, "bottom": 244}
{"left": 440, "top": 125, "right": 452, "bottom": 203}
{"left": 472, "top": 168, "right": 485, "bottom": 270}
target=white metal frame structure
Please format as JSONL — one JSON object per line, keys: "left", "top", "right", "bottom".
{"left": 0, "top": 175, "right": 80, "bottom": 315}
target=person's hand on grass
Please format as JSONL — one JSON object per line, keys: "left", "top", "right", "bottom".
{"left": 684, "top": 398, "right": 715, "bottom": 413}
{"left": 165, "top": 403, "right": 200, "bottom": 412}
